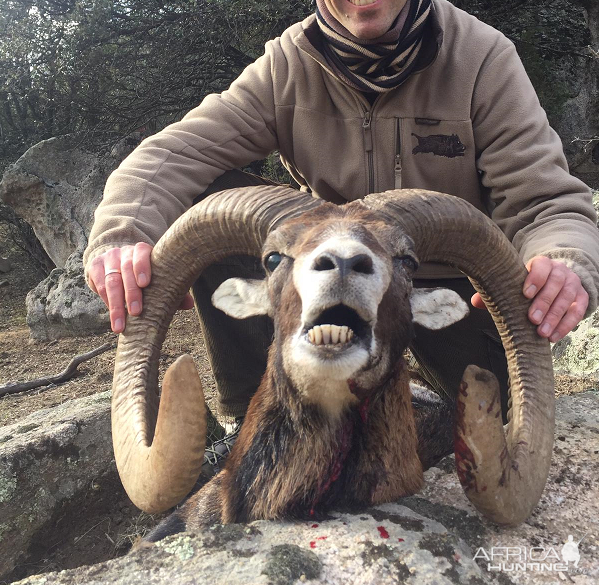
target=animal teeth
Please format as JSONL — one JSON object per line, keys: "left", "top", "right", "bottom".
{"left": 307, "top": 324, "right": 354, "bottom": 346}
{"left": 314, "top": 326, "right": 322, "bottom": 345}
{"left": 331, "top": 326, "right": 339, "bottom": 344}
{"left": 340, "top": 325, "right": 348, "bottom": 343}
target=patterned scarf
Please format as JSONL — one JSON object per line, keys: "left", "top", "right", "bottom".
{"left": 315, "top": 0, "right": 432, "bottom": 93}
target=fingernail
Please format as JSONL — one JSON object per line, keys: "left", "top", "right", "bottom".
{"left": 524, "top": 285, "right": 537, "bottom": 298}
{"left": 138, "top": 273, "right": 148, "bottom": 286}
{"left": 130, "top": 301, "right": 140, "bottom": 314}
{"left": 549, "top": 333, "right": 560, "bottom": 343}
{"left": 540, "top": 323, "right": 551, "bottom": 336}
{"left": 114, "top": 318, "right": 124, "bottom": 332}
{"left": 532, "top": 310, "right": 544, "bottom": 323}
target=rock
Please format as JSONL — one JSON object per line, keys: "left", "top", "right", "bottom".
{"left": 552, "top": 310, "right": 599, "bottom": 378}
{"left": 0, "top": 257, "right": 10, "bottom": 273}
{"left": 0, "top": 391, "right": 113, "bottom": 580}
{"left": 12, "top": 505, "right": 489, "bottom": 585}
{"left": 25, "top": 250, "right": 110, "bottom": 340}
{"left": 0, "top": 134, "right": 142, "bottom": 268}
{"left": 7, "top": 392, "right": 598, "bottom": 585}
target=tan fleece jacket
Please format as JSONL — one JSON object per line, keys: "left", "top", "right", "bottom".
{"left": 84, "top": 0, "right": 599, "bottom": 313}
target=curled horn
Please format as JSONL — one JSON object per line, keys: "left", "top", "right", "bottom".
{"left": 363, "top": 189, "right": 554, "bottom": 525}
{"left": 111, "top": 186, "right": 322, "bottom": 513}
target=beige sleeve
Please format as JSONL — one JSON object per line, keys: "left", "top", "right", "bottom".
{"left": 471, "top": 44, "right": 598, "bottom": 316}
{"left": 83, "top": 41, "right": 280, "bottom": 273}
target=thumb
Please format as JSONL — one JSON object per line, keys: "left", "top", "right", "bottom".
{"left": 179, "top": 292, "right": 195, "bottom": 310}
{"left": 471, "top": 292, "right": 487, "bottom": 310}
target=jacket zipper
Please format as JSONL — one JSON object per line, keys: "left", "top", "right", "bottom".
{"left": 363, "top": 110, "right": 375, "bottom": 194}
{"left": 394, "top": 118, "right": 402, "bottom": 189}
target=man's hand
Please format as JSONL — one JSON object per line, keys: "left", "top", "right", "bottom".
{"left": 87, "top": 242, "right": 195, "bottom": 333}
{"left": 471, "top": 256, "right": 589, "bottom": 343}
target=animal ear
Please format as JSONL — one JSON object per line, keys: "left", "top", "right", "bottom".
{"left": 410, "top": 287, "right": 469, "bottom": 330}
{"left": 212, "top": 278, "right": 271, "bottom": 319}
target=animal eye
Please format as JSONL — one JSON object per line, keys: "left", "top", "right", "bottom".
{"left": 397, "top": 255, "right": 419, "bottom": 272}
{"left": 265, "top": 252, "right": 283, "bottom": 272}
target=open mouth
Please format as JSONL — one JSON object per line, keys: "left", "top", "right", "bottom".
{"left": 305, "top": 304, "right": 370, "bottom": 347}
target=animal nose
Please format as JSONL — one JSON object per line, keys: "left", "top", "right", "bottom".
{"left": 312, "top": 253, "right": 374, "bottom": 277}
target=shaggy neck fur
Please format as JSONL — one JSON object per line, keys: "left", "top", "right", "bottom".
{"left": 217, "top": 355, "right": 423, "bottom": 524}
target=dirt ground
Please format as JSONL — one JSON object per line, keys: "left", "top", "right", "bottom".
{"left": 0, "top": 221, "right": 596, "bottom": 582}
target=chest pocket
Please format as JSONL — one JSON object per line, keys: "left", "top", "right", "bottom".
{"left": 399, "top": 118, "right": 483, "bottom": 211}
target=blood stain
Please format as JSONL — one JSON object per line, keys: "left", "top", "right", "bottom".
{"left": 377, "top": 526, "right": 390, "bottom": 539}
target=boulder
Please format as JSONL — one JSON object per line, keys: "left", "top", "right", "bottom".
{"left": 0, "top": 134, "right": 142, "bottom": 268}
{"left": 10, "top": 507, "right": 490, "bottom": 585}
{"left": 0, "top": 392, "right": 113, "bottom": 580}
{"left": 553, "top": 310, "right": 599, "bottom": 378}
{"left": 25, "top": 250, "right": 110, "bottom": 341}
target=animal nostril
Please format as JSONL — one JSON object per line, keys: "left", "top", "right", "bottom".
{"left": 350, "top": 254, "right": 373, "bottom": 274}
{"left": 313, "top": 253, "right": 374, "bottom": 275}
{"left": 313, "top": 255, "right": 336, "bottom": 271}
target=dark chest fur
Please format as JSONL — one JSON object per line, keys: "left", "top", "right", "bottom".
{"left": 220, "top": 366, "right": 422, "bottom": 524}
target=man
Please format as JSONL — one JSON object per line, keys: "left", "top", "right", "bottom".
{"left": 84, "top": 0, "right": 598, "bottom": 475}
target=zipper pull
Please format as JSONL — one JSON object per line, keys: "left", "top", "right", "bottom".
{"left": 363, "top": 111, "right": 373, "bottom": 152}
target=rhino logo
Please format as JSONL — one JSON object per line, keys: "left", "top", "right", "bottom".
{"left": 412, "top": 133, "right": 466, "bottom": 158}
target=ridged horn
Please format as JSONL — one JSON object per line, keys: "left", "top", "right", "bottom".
{"left": 111, "top": 185, "right": 322, "bottom": 513}
{"left": 363, "top": 189, "right": 554, "bottom": 525}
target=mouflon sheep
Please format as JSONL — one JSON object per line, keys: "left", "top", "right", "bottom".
{"left": 108, "top": 187, "right": 554, "bottom": 536}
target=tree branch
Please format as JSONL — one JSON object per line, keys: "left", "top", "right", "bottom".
{"left": 0, "top": 341, "right": 116, "bottom": 397}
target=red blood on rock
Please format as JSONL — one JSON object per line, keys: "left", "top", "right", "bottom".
{"left": 311, "top": 524, "right": 319, "bottom": 528}
{"left": 317, "top": 536, "right": 328, "bottom": 541}
{"left": 377, "top": 526, "right": 390, "bottom": 539}
{"left": 310, "top": 541, "right": 316, "bottom": 549}
{"left": 398, "top": 538, "right": 405, "bottom": 542}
